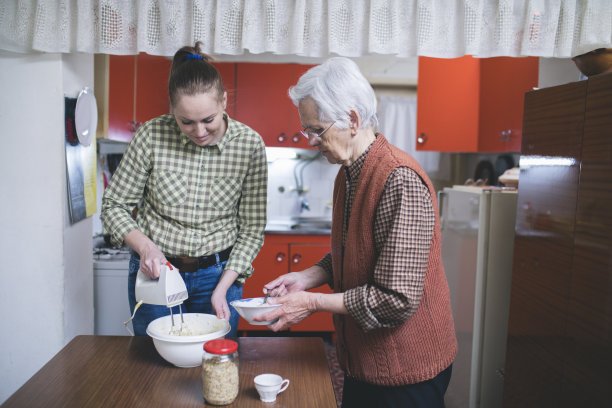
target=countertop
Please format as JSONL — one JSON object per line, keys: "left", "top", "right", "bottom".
{"left": 3, "top": 336, "right": 337, "bottom": 408}
{"left": 265, "top": 217, "right": 331, "bottom": 235}
{"left": 265, "top": 226, "right": 331, "bottom": 235}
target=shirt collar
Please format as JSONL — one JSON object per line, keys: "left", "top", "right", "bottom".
{"left": 344, "top": 135, "right": 376, "bottom": 182}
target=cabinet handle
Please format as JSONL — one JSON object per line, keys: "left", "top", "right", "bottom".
{"left": 292, "top": 132, "right": 302, "bottom": 143}
{"left": 277, "top": 133, "right": 287, "bottom": 143}
{"left": 275, "top": 252, "right": 286, "bottom": 262}
{"left": 417, "top": 133, "right": 427, "bottom": 145}
{"left": 499, "top": 129, "right": 512, "bottom": 142}
{"left": 292, "top": 254, "right": 302, "bottom": 264}
{"left": 128, "top": 121, "right": 142, "bottom": 132}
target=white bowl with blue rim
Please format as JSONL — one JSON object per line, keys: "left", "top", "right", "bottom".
{"left": 230, "top": 297, "right": 281, "bottom": 325}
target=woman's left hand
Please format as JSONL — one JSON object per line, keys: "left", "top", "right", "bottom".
{"left": 211, "top": 287, "right": 231, "bottom": 321}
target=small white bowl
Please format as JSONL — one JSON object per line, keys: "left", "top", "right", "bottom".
{"left": 230, "top": 297, "right": 282, "bottom": 325}
{"left": 146, "top": 313, "right": 230, "bottom": 367}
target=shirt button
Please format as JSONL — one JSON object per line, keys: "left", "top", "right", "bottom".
{"left": 196, "top": 204, "right": 200, "bottom": 208}
{"left": 198, "top": 183, "right": 203, "bottom": 187}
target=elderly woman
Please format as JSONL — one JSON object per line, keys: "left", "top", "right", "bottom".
{"left": 259, "top": 57, "right": 457, "bottom": 407}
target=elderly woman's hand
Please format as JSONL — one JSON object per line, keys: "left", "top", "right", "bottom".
{"left": 262, "top": 272, "right": 309, "bottom": 298}
{"left": 255, "top": 291, "right": 319, "bottom": 331}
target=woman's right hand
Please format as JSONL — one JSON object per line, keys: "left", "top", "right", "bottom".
{"left": 138, "top": 246, "right": 167, "bottom": 279}
{"left": 263, "top": 264, "right": 330, "bottom": 297}
{"left": 124, "top": 230, "right": 167, "bottom": 279}
{"left": 263, "top": 272, "right": 309, "bottom": 298}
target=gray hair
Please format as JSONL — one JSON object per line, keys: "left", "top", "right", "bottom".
{"left": 288, "top": 57, "right": 378, "bottom": 129}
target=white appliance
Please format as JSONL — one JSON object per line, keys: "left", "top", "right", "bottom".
{"left": 94, "top": 255, "right": 131, "bottom": 335}
{"left": 439, "top": 186, "right": 517, "bottom": 408}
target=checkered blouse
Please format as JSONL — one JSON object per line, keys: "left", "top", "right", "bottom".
{"left": 101, "top": 113, "right": 267, "bottom": 282}
{"left": 317, "top": 143, "right": 434, "bottom": 330}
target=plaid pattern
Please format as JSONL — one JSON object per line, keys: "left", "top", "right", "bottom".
{"left": 101, "top": 113, "right": 267, "bottom": 282}
{"left": 317, "top": 144, "right": 434, "bottom": 330}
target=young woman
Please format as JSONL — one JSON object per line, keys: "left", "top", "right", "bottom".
{"left": 101, "top": 43, "right": 267, "bottom": 337}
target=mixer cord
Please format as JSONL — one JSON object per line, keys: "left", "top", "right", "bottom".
{"left": 124, "top": 300, "right": 143, "bottom": 336}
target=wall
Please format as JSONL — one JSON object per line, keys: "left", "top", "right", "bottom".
{"left": 0, "top": 51, "right": 94, "bottom": 404}
{"left": 61, "top": 53, "right": 95, "bottom": 343}
{"left": 265, "top": 151, "right": 338, "bottom": 224}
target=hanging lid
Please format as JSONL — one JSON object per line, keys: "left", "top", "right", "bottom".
{"left": 204, "top": 339, "right": 238, "bottom": 354}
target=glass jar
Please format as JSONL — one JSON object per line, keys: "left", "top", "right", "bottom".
{"left": 202, "top": 339, "right": 239, "bottom": 405}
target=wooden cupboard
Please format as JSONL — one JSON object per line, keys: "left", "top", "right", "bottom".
{"left": 416, "top": 56, "right": 539, "bottom": 152}
{"left": 238, "top": 233, "right": 334, "bottom": 333}
{"left": 235, "top": 63, "right": 315, "bottom": 148}
{"left": 503, "top": 73, "right": 612, "bottom": 407}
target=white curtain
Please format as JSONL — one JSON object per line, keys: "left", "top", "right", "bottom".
{"left": 378, "top": 96, "right": 451, "bottom": 180}
{"left": 0, "top": 0, "right": 610, "bottom": 57}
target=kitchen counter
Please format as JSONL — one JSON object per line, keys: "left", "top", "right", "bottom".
{"left": 4, "top": 336, "right": 337, "bottom": 407}
{"left": 265, "top": 218, "right": 331, "bottom": 235}
{"left": 265, "top": 227, "right": 331, "bottom": 235}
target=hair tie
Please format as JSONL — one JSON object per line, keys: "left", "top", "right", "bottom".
{"left": 186, "top": 54, "right": 204, "bottom": 61}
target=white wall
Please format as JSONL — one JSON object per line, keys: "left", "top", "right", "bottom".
{"left": 61, "top": 53, "right": 95, "bottom": 343}
{"left": 0, "top": 51, "right": 94, "bottom": 404}
{"left": 538, "top": 57, "right": 581, "bottom": 88}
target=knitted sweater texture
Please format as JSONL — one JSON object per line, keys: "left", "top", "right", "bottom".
{"left": 331, "top": 134, "right": 457, "bottom": 386}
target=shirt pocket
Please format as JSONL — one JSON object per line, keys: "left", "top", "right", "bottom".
{"left": 151, "top": 170, "right": 188, "bottom": 206}
{"left": 209, "top": 177, "right": 242, "bottom": 209}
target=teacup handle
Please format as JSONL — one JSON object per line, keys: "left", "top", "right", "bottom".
{"left": 278, "top": 379, "right": 290, "bottom": 394}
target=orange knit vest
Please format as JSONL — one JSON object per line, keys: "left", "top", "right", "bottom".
{"left": 331, "top": 134, "right": 457, "bottom": 386}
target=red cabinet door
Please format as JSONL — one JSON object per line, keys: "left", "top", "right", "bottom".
{"left": 212, "top": 62, "right": 236, "bottom": 118}
{"left": 134, "top": 53, "right": 172, "bottom": 126}
{"left": 135, "top": 53, "right": 172, "bottom": 127}
{"left": 416, "top": 56, "right": 538, "bottom": 152}
{"left": 238, "top": 242, "right": 288, "bottom": 331}
{"left": 235, "top": 63, "right": 295, "bottom": 147}
{"left": 235, "top": 63, "right": 316, "bottom": 148}
{"left": 289, "top": 243, "right": 335, "bottom": 332}
{"left": 108, "top": 55, "right": 135, "bottom": 142}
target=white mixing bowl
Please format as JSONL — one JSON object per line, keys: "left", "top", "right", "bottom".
{"left": 146, "top": 313, "right": 230, "bottom": 367}
{"left": 230, "top": 297, "right": 282, "bottom": 325}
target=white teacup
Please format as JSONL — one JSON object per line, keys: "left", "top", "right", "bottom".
{"left": 254, "top": 373, "right": 290, "bottom": 402}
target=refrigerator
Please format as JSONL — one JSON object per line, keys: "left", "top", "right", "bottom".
{"left": 439, "top": 185, "right": 518, "bottom": 408}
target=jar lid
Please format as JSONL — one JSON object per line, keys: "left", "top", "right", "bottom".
{"left": 204, "top": 339, "right": 238, "bottom": 354}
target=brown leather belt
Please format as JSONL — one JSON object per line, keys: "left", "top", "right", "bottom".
{"left": 166, "top": 247, "right": 233, "bottom": 273}
{"left": 130, "top": 247, "right": 233, "bottom": 273}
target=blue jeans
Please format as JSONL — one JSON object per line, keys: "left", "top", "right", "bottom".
{"left": 128, "top": 254, "right": 243, "bottom": 337}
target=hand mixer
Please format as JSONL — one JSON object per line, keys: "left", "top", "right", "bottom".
{"left": 125, "top": 262, "right": 189, "bottom": 335}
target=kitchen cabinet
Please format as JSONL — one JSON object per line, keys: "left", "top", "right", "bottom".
{"left": 102, "top": 54, "right": 235, "bottom": 141}
{"left": 235, "top": 63, "right": 315, "bottom": 148}
{"left": 238, "top": 234, "right": 334, "bottom": 332}
{"left": 503, "top": 73, "right": 612, "bottom": 407}
{"left": 416, "top": 56, "right": 539, "bottom": 152}
{"left": 107, "top": 54, "right": 171, "bottom": 142}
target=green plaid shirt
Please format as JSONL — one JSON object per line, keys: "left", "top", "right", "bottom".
{"left": 101, "top": 113, "right": 267, "bottom": 282}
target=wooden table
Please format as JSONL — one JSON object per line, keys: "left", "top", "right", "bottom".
{"left": 4, "top": 336, "right": 338, "bottom": 407}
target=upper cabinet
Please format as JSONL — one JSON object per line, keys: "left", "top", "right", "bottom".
{"left": 235, "top": 63, "right": 315, "bottom": 148}
{"left": 106, "top": 54, "right": 172, "bottom": 142}
{"left": 97, "top": 56, "right": 312, "bottom": 146}
{"left": 416, "top": 56, "right": 539, "bottom": 152}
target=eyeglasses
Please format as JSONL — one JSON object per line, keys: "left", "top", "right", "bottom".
{"left": 299, "top": 121, "right": 335, "bottom": 141}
